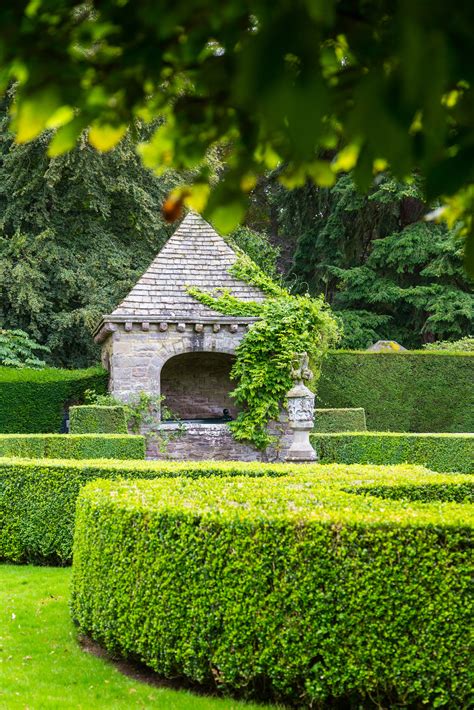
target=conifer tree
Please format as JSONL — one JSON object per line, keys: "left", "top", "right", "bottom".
{"left": 0, "top": 96, "right": 178, "bottom": 366}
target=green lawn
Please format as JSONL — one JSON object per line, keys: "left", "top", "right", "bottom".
{"left": 0, "top": 565, "right": 276, "bottom": 710}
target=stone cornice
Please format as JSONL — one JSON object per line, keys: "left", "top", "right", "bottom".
{"left": 93, "top": 316, "right": 260, "bottom": 343}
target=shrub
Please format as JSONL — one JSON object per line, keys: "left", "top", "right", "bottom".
{"left": 0, "top": 366, "right": 108, "bottom": 433}
{"left": 0, "top": 434, "right": 144, "bottom": 461}
{"left": 314, "top": 407, "right": 366, "bottom": 432}
{"left": 2, "top": 457, "right": 463, "bottom": 565}
{"left": 69, "top": 406, "right": 128, "bottom": 434}
{"left": 0, "top": 328, "right": 49, "bottom": 368}
{"left": 0, "top": 457, "right": 290, "bottom": 563}
{"left": 423, "top": 336, "right": 474, "bottom": 352}
{"left": 71, "top": 470, "right": 473, "bottom": 708}
{"left": 312, "top": 432, "right": 474, "bottom": 473}
{"left": 318, "top": 350, "right": 474, "bottom": 432}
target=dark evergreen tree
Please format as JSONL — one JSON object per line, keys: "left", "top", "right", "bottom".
{"left": 0, "top": 95, "right": 179, "bottom": 366}
{"left": 247, "top": 173, "right": 473, "bottom": 348}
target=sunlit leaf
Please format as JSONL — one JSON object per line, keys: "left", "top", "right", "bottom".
{"left": 307, "top": 160, "right": 336, "bottom": 187}
{"left": 333, "top": 144, "right": 360, "bottom": 172}
{"left": 47, "top": 117, "right": 84, "bottom": 157}
{"left": 184, "top": 183, "right": 211, "bottom": 212}
{"left": 208, "top": 202, "right": 246, "bottom": 234}
{"left": 373, "top": 158, "right": 388, "bottom": 173}
{"left": 88, "top": 123, "right": 127, "bottom": 152}
{"left": 13, "top": 90, "right": 61, "bottom": 143}
{"left": 46, "top": 105, "right": 75, "bottom": 130}
{"left": 138, "top": 124, "right": 174, "bottom": 173}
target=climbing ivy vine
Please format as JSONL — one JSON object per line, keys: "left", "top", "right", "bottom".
{"left": 188, "top": 256, "right": 339, "bottom": 449}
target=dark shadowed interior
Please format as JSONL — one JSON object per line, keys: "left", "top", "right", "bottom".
{"left": 160, "top": 352, "right": 237, "bottom": 420}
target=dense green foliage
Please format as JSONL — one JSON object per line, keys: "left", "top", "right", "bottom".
{"left": 229, "top": 226, "right": 280, "bottom": 279}
{"left": 423, "top": 336, "right": 474, "bottom": 351}
{"left": 0, "top": 328, "right": 49, "bottom": 368}
{"left": 0, "top": 96, "right": 177, "bottom": 367}
{"left": 0, "top": 366, "right": 107, "bottom": 433}
{"left": 71, "top": 470, "right": 473, "bottom": 707}
{"left": 313, "top": 432, "right": 474, "bottom": 474}
{"left": 314, "top": 408, "right": 366, "bottom": 433}
{"left": 251, "top": 173, "right": 473, "bottom": 348}
{"left": 2, "top": 2, "right": 474, "bottom": 269}
{"left": 0, "top": 434, "right": 144, "bottom": 461}
{"left": 318, "top": 351, "right": 474, "bottom": 432}
{"left": 69, "top": 405, "right": 127, "bottom": 435}
{"left": 0, "top": 457, "right": 292, "bottom": 564}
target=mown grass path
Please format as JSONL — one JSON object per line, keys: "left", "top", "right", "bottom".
{"left": 0, "top": 565, "right": 276, "bottom": 710}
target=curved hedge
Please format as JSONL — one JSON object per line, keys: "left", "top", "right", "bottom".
{"left": 318, "top": 350, "right": 474, "bottom": 432}
{"left": 71, "top": 472, "right": 473, "bottom": 708}
{"left": 1, "top": 457, "right": 466, "bottom": 565}
{"left": 312, "top": 432, "right": 474, "bottom": 473}
{"left": 0, "top": 366, "right": 108, "bottom": 433}
{"left": 0, "top": 434, "right": 144, "bottom": 460}
{"left": 0, "top": 458, "right": 289, "bottom": 564}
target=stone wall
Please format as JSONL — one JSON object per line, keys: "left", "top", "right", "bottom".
{"left": 146, "top": 418, "right": 294, "bottom": 462}
{"left": 104, "top": 321, "right": 248, "bottom": 401}
{"left": 161, "top": 352, "right": 237, "bottom": 419}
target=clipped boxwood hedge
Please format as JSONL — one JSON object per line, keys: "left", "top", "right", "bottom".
{"left": 0, "top": 366, "right": 108, "bottom": 433}
{"left": 0, "top": 434, "right": 144, "bottom": 461}
{"left": 69, "top": 405, "right": 128, "bottom": 434}
{"left": 71, "top": 471, "right": 473, "bottom": 708}
{"left": 314, "top": 407, "right": 366, "bottom": 432}
{"left": 318, "top": 350, "right": 474, "bottom": 432}
{"left": 0, "top": 457, "right": 290, "bottom": 564}
{"left": 312, "top": 431, "right": 474, "bottom": 473}
{"left": 0, "top": 457, "right": 461, "bottom": 565}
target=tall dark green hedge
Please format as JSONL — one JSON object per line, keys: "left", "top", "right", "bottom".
{"left": 0, "top": 367, "right": 108, "bottom": 433}
{"left": 71, "top": 472, "right": 473, "bottom": 708}
{"left": 318, "top": 351, "right": 474, "bottom": 432}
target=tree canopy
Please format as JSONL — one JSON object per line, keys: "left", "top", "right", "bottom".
{"left": 0, "top": 1, "right": 473, "bottom": 269}
{"left": 244, "top": 172, "right": 473, "bottom": 348}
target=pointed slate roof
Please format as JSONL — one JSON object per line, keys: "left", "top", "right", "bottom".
{"left": 105, "top": 211, "right": 266, "bottom": 322}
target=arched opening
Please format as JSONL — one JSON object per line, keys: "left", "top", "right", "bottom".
{"left": 160, "top": 352, "right": 237, "bottom": 421}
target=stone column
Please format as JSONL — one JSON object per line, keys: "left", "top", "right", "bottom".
{"left": 285, "top": 382, "right": 318, "bottom": 462}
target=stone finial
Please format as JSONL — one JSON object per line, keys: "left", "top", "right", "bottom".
{"left": 290, "top": 351, "right": 313, "bottom": 385}
{"left": 285, "top": 352, "right": 317, "bottom": 462}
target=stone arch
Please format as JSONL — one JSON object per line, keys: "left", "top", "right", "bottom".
{"left": 160, "top": 350, "right": 237, "bottom": 420}
{"left": 154, "top": 331, "right": 240, "bottom": 369}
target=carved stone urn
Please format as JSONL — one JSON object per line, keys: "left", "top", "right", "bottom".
{"left": 285, "top": 353, "right": 318, "bottom": 462}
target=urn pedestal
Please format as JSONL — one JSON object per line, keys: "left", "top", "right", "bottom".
{"left": 285, "top": 382, "right": 318, "bottom": 462}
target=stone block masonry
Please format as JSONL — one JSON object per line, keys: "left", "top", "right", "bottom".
{"left": 102, "top": 321, "right": 250, "bottom": 402}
